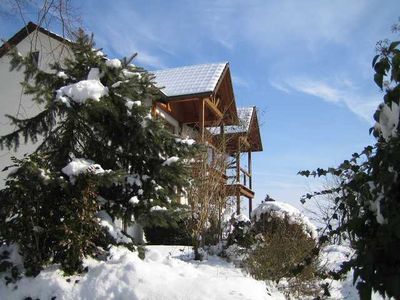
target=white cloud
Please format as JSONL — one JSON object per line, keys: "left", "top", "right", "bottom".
{"left": 232, "top": 75, "right": 250, "bottom": 88}
{"left": 192, "top": 0, "right": 370, "bottom": 53}
{"left": 288, "top": 78, "right": 342, "bottom": 103}
{"left": 271, "top": 76, "right": 380, "bottom": 122}
{"left": 135, "top": 52, "right": 166, "bottom": 70}
{"left": 269, "top": 80, "right": 291, "bottom": 94}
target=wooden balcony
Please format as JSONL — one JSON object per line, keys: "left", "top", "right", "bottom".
{"left": 225, "top": 151, "right": 254, "bottom": 217}
{"left": 226, "top": 183, "right": 254, "bottom": 201}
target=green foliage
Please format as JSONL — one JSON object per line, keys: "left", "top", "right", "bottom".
{"left": 0, "top": 30, "right": 197, "bottom": 275}
{"left": 0, "top": 155, "right": 112, "bottom": 275}
{"left": 143, "top": 210, "right": 192, "bottom": 245}
{"left": 300, "top": 34, "right": 400, "bottom": 299}
{"left": 226, "top": 218, "right": 254, "bottom": 249}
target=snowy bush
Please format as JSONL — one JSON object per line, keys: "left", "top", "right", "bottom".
{"left": 0, "top": 155, "right": 113, "bottom": 275}
{"left": 225, "top": 213, "right": 253, "bottom": 249}
{"left": 222, "top": 201, "right": 322, "bottom": 297}
{"left": 245, "top": 201, "right": 319, "bottom": 283}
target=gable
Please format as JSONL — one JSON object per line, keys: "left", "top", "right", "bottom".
{"left": 0, "top": 22, "right": 71, "bottom": 59}
{"left": 152, "top": 62, "right": 238, "bottom": 126}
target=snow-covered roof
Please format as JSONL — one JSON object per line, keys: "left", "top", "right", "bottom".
{"left": 152, "top": 63, "right": 227, "bottom": 98}
{"left": 209, "top": 107, "right": 254, "bottom": 134}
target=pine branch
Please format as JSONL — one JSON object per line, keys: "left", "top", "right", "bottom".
{"left": 0, "top": 107, "right": 57, "bottom": 152}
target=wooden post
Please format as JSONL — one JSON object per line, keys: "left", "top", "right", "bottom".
{"left": 249, "top": 197, "right": 252, "bottom": 219}
{"left": 248, "top": 151, "right": 252, "bottom": 190}
{"left": 220, "top": 123, "right": 225, "bottom": 153}
{"left": 248, "top": 151, "right": 252, "bottom": 218}
{"left": 199, "top": 98, "right": 205, "bottom": 142}
{"left": 236, "top": 190, "right": 241, "bottom": 215}
{"left": 236, "top": 152, "right": 240, "bottom": 184}
{"left": 236, "top": 139, "right": 241, "bottom": 215}
{"left": 151, "top": 103, "right": 157, "bottom": 118}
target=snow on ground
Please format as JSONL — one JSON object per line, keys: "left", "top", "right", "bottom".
{"left": 320, "top": 245, "right": 385, "bottom": 300}
{"left": 0, "top": 245, "right": 285, "bottom": 300}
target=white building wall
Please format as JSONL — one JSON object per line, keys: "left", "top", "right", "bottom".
{"left": 155, "top": 107, "right": 179, "bottom": 134}
{"left": 0, "top": 30, "right": 71, "bottom": 187}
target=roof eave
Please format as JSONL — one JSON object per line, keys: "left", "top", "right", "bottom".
{"left": 162, "top": 91, "right": 213, "bottom": 102}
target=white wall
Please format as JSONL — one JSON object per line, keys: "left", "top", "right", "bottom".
{"left": 0, "top": 30, "right": 71, "bottom": 187}
{"left": 155, "top": 107, "right": 179, "bottom": 134}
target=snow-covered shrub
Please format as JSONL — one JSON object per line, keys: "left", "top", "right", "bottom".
{"left": 245, "top": 202, "right": 318, "bottom": 283}
{"left": 0, "top": 155, "right": 115, "bottom": 275}
{"left": 225, "top": 213, "right": 253, "bottom": 249}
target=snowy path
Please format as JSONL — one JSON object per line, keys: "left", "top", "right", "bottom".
{"left": 0, "top": 245, "right": 285, "bottom": 300}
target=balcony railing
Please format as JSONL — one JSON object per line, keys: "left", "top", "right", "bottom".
{"left": 226, "top": 164, "right": 252, "bottom": 191}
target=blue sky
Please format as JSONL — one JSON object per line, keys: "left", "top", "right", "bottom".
{"left": 1, "top": 0, "right": 399, "bottom": 213}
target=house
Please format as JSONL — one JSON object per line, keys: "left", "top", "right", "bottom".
{"left": 152, "top": 63, "right": 263, "bottom": 217}
{"left": 0, "top": 22, "right": 263, "bottom": 218}
{"left": 0, "top": 22, "right": 72, "bottom": 187}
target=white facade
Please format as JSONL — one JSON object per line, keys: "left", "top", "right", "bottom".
{"left": 0, "top": 30, "right": 71, "bottom": 187}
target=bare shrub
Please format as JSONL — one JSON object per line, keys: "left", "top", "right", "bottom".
{"left": 243, "top": 210, "right": 322, "bottom": 298}
{"left": 186, "top": 130, "right": 229, "bottom": 260}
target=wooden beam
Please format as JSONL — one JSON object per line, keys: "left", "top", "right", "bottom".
{"left": 236, "top": 151, "right": 240, "bottom": 183}
{"left": 151, "top": 103, "right": 156, "bottom": 117}
{"left": 166, "top": 97, "right": 199, "bottom": 103}
{"left": 213, "top": 65, "right": 228, "bottom": 99}
{"left": 240, "top": 167, "right": 251, "bottom": 178}
{"left": 249, "top": 198, "right": 252, "bottom": 219}
{"left": 162, "top": 91, "right": 212, "bottom": 103}
{"left": 248, "top": 151, "right": 252, "bottom": 190}
{"left": 236, "top": 139, "right": 241, "bottom": 214}
{"left": 239, "top": 185, "right": 255, "bottom": 199}
{"left": 205, "top": 98, "right": 223, "bottom": 119}
{"left": 248, "top": 150, "right": 253, "bottom": 218}
{"left": 239, "top": 136, "right": 251, "bottom": 150}
{"left": 236, "top": 188, "right": 241, "bottom": 215}
{"left": 199, "top": 98, "right": 205, "bottom": 142}
{"left": 225, "top": 183, "right": 255, "bottom": 199}
{"left": 220, "top": 123, "right": 225, "bottom": 154}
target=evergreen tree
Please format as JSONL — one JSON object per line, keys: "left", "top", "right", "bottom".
{"left": 299, "top": 33, "right": 400, "bottom": 299}
{"left": 0, "top": 30, "right": 196, "bottom": 275}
